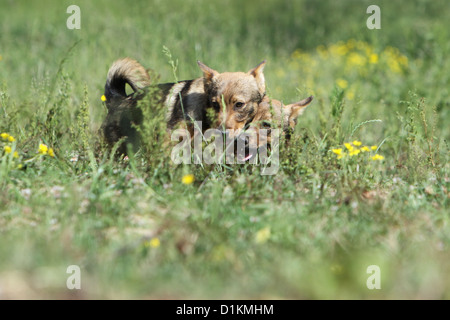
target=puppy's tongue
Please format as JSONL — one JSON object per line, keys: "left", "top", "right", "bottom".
{"left": 237, "top": 151, "right": 254, "bottom": 162}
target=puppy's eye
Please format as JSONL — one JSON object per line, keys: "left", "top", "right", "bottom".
{"left": 234, "top": 102, "right": 245, "bottom": 109}
{"left": 262, "top": 121, "right": 272, "bottom": 128}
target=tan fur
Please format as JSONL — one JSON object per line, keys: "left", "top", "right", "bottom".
{"left": 248, "top": 95, "right": 313, "bottom": 148}
{"left": 106, "top": 58, "right": 151, "bottom": 95}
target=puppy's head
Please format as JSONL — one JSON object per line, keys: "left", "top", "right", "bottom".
{"left": 235, "top": 96, "right": 313, "bottom": 161}
{"left": 197, "top": 60, "right": 266, "bottom": 138}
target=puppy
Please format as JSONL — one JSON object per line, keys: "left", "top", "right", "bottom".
{"left": 235, "top": 95, "right": 313, "bottom": 161}
{"left": 101, "top": 58, "right": 266, "bottom": 154}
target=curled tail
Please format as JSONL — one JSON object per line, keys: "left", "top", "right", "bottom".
{"left": 101, "top": 58, "right": 150, "bottom": 154}
{"left": 104, "top": 58, "right": 151, "bottom": 108}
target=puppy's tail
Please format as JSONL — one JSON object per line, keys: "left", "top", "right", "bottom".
{"left": 104, "top": 58, "right": 151, "bottom": 107}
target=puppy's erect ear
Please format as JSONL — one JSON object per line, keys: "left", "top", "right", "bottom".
{"left": 197, "top": 61, "right": 219, "bottom": 82}
{"left": 248, "top": 60, "right": 266, "bottom": 94}
{"left": 286, "top": 95, "right": 313, "bottom": 127}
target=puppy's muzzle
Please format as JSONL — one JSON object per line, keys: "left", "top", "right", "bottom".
{"left": 221, "top": 130, "right": 258, "bottom": 162}
{"left": 235, "top": 134, "right": 258, "bottom": 162}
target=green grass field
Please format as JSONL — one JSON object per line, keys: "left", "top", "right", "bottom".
{"left": 0, "top": 0, "right": 449, "bottom": 299}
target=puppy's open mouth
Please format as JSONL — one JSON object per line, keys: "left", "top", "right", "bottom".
{"left": 222, "top": 130, "right": 267, "bottom": 162}
{"left": 235, "top": 135, "right": 258, "bottom": 162}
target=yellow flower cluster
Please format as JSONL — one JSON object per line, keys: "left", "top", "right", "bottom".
{"left": 336, "top": 78, "right": 348, "bottom": 90}
{"left": 1, "top": 132, "right": 15, "bottom": 142}
{"left": 1, "top": 133, "right": 57, "bottom": 173}
{"left": 38, "top": 143, "right": 55, "bottom": 157}
{"left": 317, "top": 39, "right": 408, "bottom": 74}
{"left": 332, "top": 140, "right": 384, "bottom": 160}
{"left": 1, "top": 132, "right": 19, "bottom": 159}
{"left": 287, "top": 39, "right": 409, "bottom": 101}
{"left": 383, "top": 46, "right": 408, "bottom": 73}
{"left": 144, "top": 237, "right": 161, "bottom": 248}
{"left": 370, "top": 154, "right": 385, "bottom": 161}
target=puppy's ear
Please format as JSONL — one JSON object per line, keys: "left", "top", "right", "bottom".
{"left": 286, "top": 96, "right": 313, "bottom": 127}
{"left": 248, "top": 60, "right": 266, "bottom": 93}
{"left": 197, "top": 61, "right": 219, "bottom": 81}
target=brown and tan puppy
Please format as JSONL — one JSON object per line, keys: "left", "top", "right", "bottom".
{"left": 253, "top": 95, "right": 313, "bottom": 139}
{"left": 233, "top": 95, "right": 313, "bottom": 161}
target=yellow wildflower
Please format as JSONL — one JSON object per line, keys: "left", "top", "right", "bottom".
{"left": 388, "top": 59, "right": 401, "bottom": 73}
{"left": 1, "top": 133, "right": 9, "bottom": 140}
{"left": 371, "top": 154, "right": 385, "bottom": 161}
{"left": 8, "top": 135, "right": 15, "bottom": 142}
{"left": 344, "top": 143, "right": 354, "bottom": 151}
{"left": 336, "top": 78, "right": 348, "bottom": 90}
{"left": 371, "top": 145, "right": 378, "bottom": 151}
{"left": 346, "top": 89, "right": 355, "bottom": 101}
{"left": 39, "top": 144, "right": 48, "bottom": 155}
{"left": 182, "top": 174, "right": 195, "bottom": 185}
{"left": 101, "top": 95, "right": 107, "bottom": 102}
{"left": 255, "top": 227, "right": 271, "bottom": 244}
{"left": 349, "top": 149, "right": 361, "bottom": 156}
{"left": 4, "top": 146, "right": 12, "bottom": 154}
{"left": 330, "top": 42, "right": 348, "bottom": 56}
{"left": 369, "top": 53, "right": 379, "bottom": 64}
{"left": 337, "top": 153, "right": 346, "bottom": 160}
{"left": 352, "top": 140, "right": 362, "bottom": 146}
{"left": 361, "top": 146, "right": 371, "bottom": 152}
{"left": 348, "top": 52, "right": 366, "bottom": 67}
{"left": 332, "top": 148, "right": 343, "bottom": 155}
{"left": 48, "top": 148, "right": 55, "bottom": 157}
{"left": 145, "top": 238, "right": 161, "bottom": 248}
{"left": 336, "top": 44, "right": 349, "bottom": 56}
{"left": 13, "top": 151, "right": 19, "bottom": 158}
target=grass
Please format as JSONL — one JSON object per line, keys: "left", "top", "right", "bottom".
{"left": 0, "top": 0, "right": 449, "bottom": 299}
